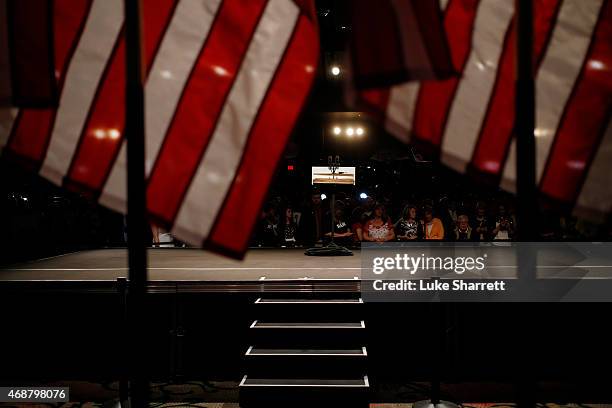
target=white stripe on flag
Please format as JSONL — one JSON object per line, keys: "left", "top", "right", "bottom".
{"left": 574, "top": 117, "right": 612, "bottom": 222}
{"left": 99, "top": 0, "right": 222, "bottom": 213}
{"left": 501, "top": 0, "right": 603, "bottom": 191}
{"left": 383, "top": 0, "right": 450, "bottom": 142}
{"left": 0, "top": 108, "right": 17, "bottom": 153}
{"left": 385, "top": 82, "right": 419, "bottom": 142}
{"left": 440, "top": 0, "right": 514, "bottom": 172}
{"left": 39, "top": 0, "right": 123, "bottom": 186}
{"left": 171, "top": 0, "right": 299, "bottom": 244}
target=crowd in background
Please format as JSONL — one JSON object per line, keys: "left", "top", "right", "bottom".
{"left": 252, "top": 189, "right": 520, "bottom": 247}
{"left": 2, "top": 161, "right": 611, "bottom": 265}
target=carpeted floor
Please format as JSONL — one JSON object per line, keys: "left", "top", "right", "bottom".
{"left": 1, "top": 403, "right": 611, "bottom": 408}
{"left": 0, "top": 380, "right": 610, "bottom": 407}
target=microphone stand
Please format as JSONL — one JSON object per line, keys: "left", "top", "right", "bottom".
{"left": 305, "top": 156, "right": 352, "bottom": 256}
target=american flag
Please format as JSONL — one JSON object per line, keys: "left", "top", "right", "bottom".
{"left": 350, "top": 0, "right": 456, "bottom": 88}
{"left": 355, "top": 0, "right": 612, "bottom": 222}
{"left": 0, "top": 0, "right": 319, "bottom": 257}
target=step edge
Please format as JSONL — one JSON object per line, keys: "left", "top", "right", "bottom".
{"left": 245, "top": 346, "right": 368, "bottom": 357}
{"left": 239, "top": 375, "right": 370, "bottom": 388}
{"left": 250, "top": 320, "right": 366, "bottom": 329}
{"left": 254, "top": 298, "right": 363, "bottom": 304}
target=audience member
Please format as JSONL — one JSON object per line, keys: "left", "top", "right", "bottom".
{"left": 298, "top": 191, "right": 323, "bottom": 245}
{"left": 351, "top": 207, "right": 366, "bottom": 243}
{"left": 492, "top": 204, "right": 514, "bottom": 241}
{"left": 363, "top": 204, "right": 395, "bottom": 242}
{"left": 453, "top": 214, "right": 476, "bottom": 241}
{"left": 423, "top": 206, "right": 444, "bottom": 240}
{"left": 280, "top": 206, "right": 298, "bottom": 246}
{"left": 395, "top": 205, "right": 421, "bottom": 241}
{"left": 257, "top": 204, "right": 279, "bottom": 246}
{"left": 473, "top": 204, "right": 491, "bottom": 241}
{"left": 325, "top": 206, "right": 353, "bottom": 246}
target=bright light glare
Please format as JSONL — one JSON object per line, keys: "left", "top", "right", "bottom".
{"left": 332, "top": 126, "right": 342, "bottom": 135}
{"left": 330, "top": 66, "right": 341, "bottom": 76}
{"left": 108, "top": 129, "right": 121, "bottom": 140}
{"left": 320, "top": 193, "right": 327, "bottom": 200}
{"left": 346, "top": 127, "right": 355, "bottom": 137}
{"left": 589, "top": 60, "right": 605, "bottom": 70}
{"left": 359, "top": 192, "right": 368, "bottom": 199}
{"left": 356, "top": 127, "right": 364, "bottom": 136}
{"left": 94, "top": 129, "right": 105, "bottom": 139}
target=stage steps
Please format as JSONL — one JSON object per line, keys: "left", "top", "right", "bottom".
{"left": 239, "top": 296, "right": 370, "bottom": 408}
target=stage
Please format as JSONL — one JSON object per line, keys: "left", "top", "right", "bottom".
{"left": 1, "top": 248, "right": 611, "bottom": 400}
{"left": 0, "top": 248, "right": 364, "bottom": 292}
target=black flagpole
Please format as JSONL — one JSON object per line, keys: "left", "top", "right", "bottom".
{"left": 124, "top": 0, "right": 148, "bottom": 406}
{"left": 515, "top": 0, "right": 537, "bottom": 243}
{"left": 515, "top": 0, "right": 536, "bottom": 407}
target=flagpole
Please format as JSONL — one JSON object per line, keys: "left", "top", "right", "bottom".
{"left": 515, "top": 0, "right": 537, "bottom": 243}
{"left": 515, "top": 0, "right": 536, "bottom": 407}
{"left": 124, "top": 0, "right": 148, "bottom": 406}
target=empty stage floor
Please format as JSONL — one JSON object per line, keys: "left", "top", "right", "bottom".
{"left": 0, "top": 248, "right": 362, "bottom": 281}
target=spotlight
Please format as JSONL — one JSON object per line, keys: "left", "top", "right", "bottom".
{"left": 330, "top": 66, "right": 341, "bottom": 76}
{"left": 359, "top": 192, "right": 368, "bottom": 199}
{"left": 332, "top": 126, "right": 341, "bottom": 135}
{"left": 320, "top": 193, "right": 327, "bottom": 200}
{"left": 346, "top": 127, "right": 354, "bottom": 137}
{"left": 356, "top": 127, "right": 364, "bottom": 136}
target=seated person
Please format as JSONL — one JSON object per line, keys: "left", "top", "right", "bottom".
{"left": 492, "top": 205, "right": 515, "bottom": 241}
{"left": 423, "top": 206, "right": 444, "bottom": 240}
{"left": 280, "top": 206, "right": 299, "bottom": 246}
{"left": 350, "top": 207, "right": 366, "bottom": 244}
{"left": 255, "top": 204, "right": 279, "bottom": 246}
{"left": 453, "top": 214, "right": 476, "bottom": 241}
{"left": 395, "top": 205, "right": 421, "bottom": 240}
{"left": 472, "top": 205, "right": 491, "bottom": 241}
{"left": 363, "top": 204, "right": 395, "bottom": 242}
{"left": 325, "top": 208, "right": 353, "bottom": 246}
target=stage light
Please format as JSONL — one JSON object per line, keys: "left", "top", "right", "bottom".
{"left": 356, "top": 127, "right": 364, "bottom": 136}
{"left": 332, "top": 126, "right": 342, "bottom": 135}
{"left": 346, "top": 127, "right": 355, "bottom": 137}
{"left": 321, "top": 193, "right": 327, "bottom": 200}
{"left": 360, "top": 192, "right": 368, "bottom": 199}
{"left": 330, "top": 66, "right": 341, "bottom": 76}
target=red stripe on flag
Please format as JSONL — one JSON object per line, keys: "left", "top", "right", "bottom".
{"left": 471, "top": 0, "right": 562, "bottom": 176}
{"left": 6, "top": 0, "right": 57, "bottom": 106}
{"left": 65, "top": 0, "right": 177, "bottom": 194}
{"left": 146, "top": 0, "right": 268, "bottom": 226}
{"left": 4, "top": 0, "right": 92, "bottom": 169}
{"left": 539, "top": 0, "right": 612, "bottom": 204}
{"left": 411, "top": 0, "right": 480, "bottom": 148}
{"left": 207, "top": 14, "right": 318, "bottom": 256}
{"left": 359, "top": 89, "right": 391, "bottom": 123}
{"left": 409, "top": 0, "right": 455, "bottom": 79}
{"left": 351, "top": 0, "right": 408, "bottom": 88}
